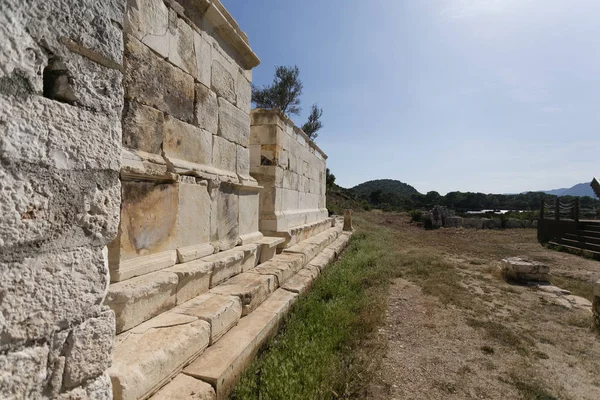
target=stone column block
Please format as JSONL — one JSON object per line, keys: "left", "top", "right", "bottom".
{"left": 126, "top": 0, "right": 170, "bottom": 58}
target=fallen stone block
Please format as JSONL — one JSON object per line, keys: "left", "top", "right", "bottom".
{"left": 174, "top": 293, "right": 242, "bottom": 344}
{"left": 109, "top": 313, "right": 210, "bottom": 400}
{"left": 210, "top": 273, "right": 277, "bottom": 316}
{"left": 500, "top": 257, "right": 550, "bottom": 282}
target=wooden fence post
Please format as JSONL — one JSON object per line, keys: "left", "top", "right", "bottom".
{"left": 555, "top": 197, "right": 560, "bottom": 221}
{"left": 540, "top": 198, "right": 545, "bottom": 220}
{"left": 574, "top": 197, "right": 580, "bottom": 222}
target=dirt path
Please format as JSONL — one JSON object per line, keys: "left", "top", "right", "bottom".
{"left": 366, "top": 213, "right": 600, "bottom": 400}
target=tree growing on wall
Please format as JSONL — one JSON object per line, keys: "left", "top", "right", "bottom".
{"left": 251, "top": 65, "right": 303, "bottom": 115}
{"left": 302, "top": 104, "right": 323, "bottom": 140}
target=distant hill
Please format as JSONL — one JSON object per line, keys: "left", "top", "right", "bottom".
{"left": 351, "top": 179, "right": 421, "bottom": 198}
{"left": 541, "top": 182, "right": 597, "bottom": 199}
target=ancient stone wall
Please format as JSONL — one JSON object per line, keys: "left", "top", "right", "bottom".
{"left": 0, "top": 0, "right": 125, "bottom": 397}
{"left": 250, "top": 109, "right": 329, "bottom": 240}
{"left": 108, "top": 0, "right": 261, "bottom": 283}
{"left": 1, "top": 1, "right": 345, "bottom": 399}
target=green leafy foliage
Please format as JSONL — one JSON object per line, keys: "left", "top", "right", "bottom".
{"left": 252, "top": 65, "right": 303, "bottom": 116}
{"left": 301, "top": 104, "right": 323, "bottom": 139}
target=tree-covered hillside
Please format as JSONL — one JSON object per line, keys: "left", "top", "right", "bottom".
{"left": 351, "top": 179, "right": 420, "bottom": 198}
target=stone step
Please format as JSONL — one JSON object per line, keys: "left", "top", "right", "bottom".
{"left": 109, "top": 312, "right": 211, "bottom": 400}
{"left": 105, "top": 245, "right": 252, "bottom": 334}
{"left": 109, "top": 290, "right": 245, "bottom": 400}
{"left": 282, "top": 266, "right": 320, "bottom": 295}
{"left": 282, "top": 226, "right": 340, "bottom": 265}
{"left": 210, "top": 272, "right": 278, "bottom": 316}
{"left": 247, "top": 252, "right": 305, "bottom": 286}
{"left": 150, "top": 374, "right": 216, "bottom": 400}
{"left": 183, "top": 289, "right": 298, "bottom": 400}
{"left": 172, "top": 293, "right": 242, "bottom": 345}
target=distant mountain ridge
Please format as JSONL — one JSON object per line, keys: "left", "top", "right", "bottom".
{"left": 540, "top": 182, "right": 597, "bottom": 198}
{"left": 351, "top": 179, "right": 421, "bottom": 197}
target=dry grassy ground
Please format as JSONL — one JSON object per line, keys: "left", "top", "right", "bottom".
{"left": 366, "top": 211, "right": 600, "bottom": 400}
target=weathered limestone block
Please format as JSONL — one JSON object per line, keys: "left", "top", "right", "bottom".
{"left": 210, "top": 273, "right": 277, "bottom": 316}
{"left": 329, "top": 233, "right": 351, "bottom": 258}
{"left": 204, "top": 250, "right": 245, "bottom": 288}
{"left": 110, "top": 251, "right": 177, "bottom": 283}
{"left": 57, "top": 373, "right": 112, "bottom": 400}
{"left": 212, "top": 135, "right": 237, "bottom": 173}
{"left": 124, "top": 35, "right": 195, "bottom": 123}
{"left": 120, "top": 148, "right": 173, "bottom": 182}
{"left": 177, "top": 243, "right": 215, "bottom": 263}
{"left": 0, "top": 345, "right": 49, "bottom": 399}
{"left": 257, "top": 237, "right": 285, "bottom": 263}
{"left": 212, "top": 60, "right": 236, "bottom": 104}
{"left": 218, "top": 98, "right": 250, "bottom": 147}
{"left": 105, "top": 271, "right": 179, "bottom": 334}
{"left": 151, "top": 374, "right": 216, "bottom": 400}
{"left": 110, "top": 314, "right": 210, "bottom": 400}
{"left": 501, "top": 257, "right": 550, "bottom": 282}
{"left": 174, "top": 293, "right": 242, "bottom": 344}
{"left": 122, "top": 101, "right": 164, "bottom": 154}
{"left": 237, "top": 145, "right": 251, "bottom": 177}
{"left": 0, "top": 247, "right": 109, "bottom": 347}
{"left": 194, "top": 31, "right": 212, "bottom": 88}
{"left": 125, "top": 0, "right": 170, "bottom": 58}
{"left": 238, "top": 243, "right": 260, "bottom": 272}
{"left": 176, "top": 181, "right": 211, "bottom": 248}
{"left": 164, "top": 260, "right": 213, "bottom": 304}
{"left": 0, "top": 162, "right": 120, "bottom": 254}
{"left": 168, "top": 17, "right": 197, "bottom": 77}
{"left": 343, "top": 209, "right": 353, "bottom": 231}
{"left": 184, "top": 289, "right": 296, "bottom": 400}
{"left": 235, "top": 71, "right": 251, "bottom": 114}
{"left": 238, "top": 189, "right": 259, "bottom": 238}
{"left": 112, "top": 182, "right": 179, "bottom": 261}
{"left": 308, "top": 249, "right": 336, "bottom": 272}
{"left": 211, "top": 184, "right": 240, "bottom": 251}
{"left": 195, "top": 83, "right": 218, "bottom": 134}
{"left": 63, "top": 310, "right": 115, "bottom": 389}
{"left": 164, "top": 116, "right": 212, "bottom": 166}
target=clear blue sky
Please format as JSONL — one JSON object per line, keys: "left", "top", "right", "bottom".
{"left": 222, "top": 0, "right": 600, "bottom": 195}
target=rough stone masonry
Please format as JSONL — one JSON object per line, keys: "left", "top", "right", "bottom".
{"left": 1, "top": 1, "right": 342, "bottom": 399}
